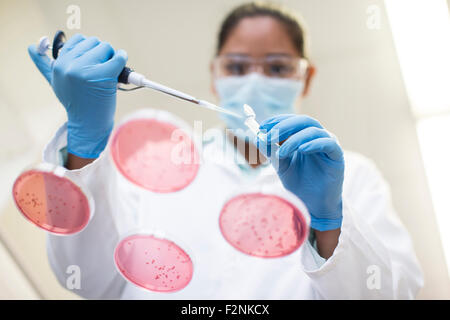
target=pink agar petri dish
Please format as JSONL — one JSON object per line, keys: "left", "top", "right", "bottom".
{"left": 219, "top": 193, "right": 308, "bottom": 258}
{"left": 12, "top": 170, "right": 90, "bottom": 235}
{"left": 110, "top": 118, "right": 199, "bottom": 193}
{"left": 114, "top": 234, "right": 194, "bottom": 292}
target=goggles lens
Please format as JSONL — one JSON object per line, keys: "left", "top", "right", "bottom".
{"left": 214, "top": 55, "right": 308, "bottom": 79}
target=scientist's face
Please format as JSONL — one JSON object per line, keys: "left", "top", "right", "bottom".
{"left": 211, "top": 16, "right": 315, "bottom": 98}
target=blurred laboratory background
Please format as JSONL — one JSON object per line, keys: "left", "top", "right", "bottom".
{"left": 0, "top": 0, "right": 449, "bottom": 299}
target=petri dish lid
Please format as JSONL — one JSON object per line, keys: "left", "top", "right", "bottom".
{"left": 12, "top": 166, "right": 92, "bottom": 235}
{"left": 219, "top": 192, "right": 309, "bottom": 258}
{"left": 114, "top": 232, "right": 194, "bottom": 293}
{"left": 110, "top": 117, "right": 200, "bottom": 193}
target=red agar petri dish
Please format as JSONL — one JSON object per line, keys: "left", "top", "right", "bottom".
{"left": 12, "top": 170, "right": 90, "bottom": 235}
{"left": 114, "top": 234, "right": 194, "bottom": 292}
{"left": 110, "top": 118, "right": 199, "bottom": 193}
{"left": 219, "top": 193, "right": 308, "bottom": 258}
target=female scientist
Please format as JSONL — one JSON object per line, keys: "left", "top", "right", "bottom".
{"left": 27, "top": 2, "right": 423, "bottom": 299}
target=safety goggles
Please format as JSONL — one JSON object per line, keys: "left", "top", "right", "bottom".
{"left": 213, "top": 54, "right": 309, "bottom": 80}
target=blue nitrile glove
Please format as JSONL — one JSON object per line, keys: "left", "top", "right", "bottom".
{"left": 28, "top": 34, "right": 128, "bottom": 158}
{"left": 256, "top": 114, "right": 344, "bottom": 231}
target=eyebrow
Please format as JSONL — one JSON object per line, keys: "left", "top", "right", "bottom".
{"left": 222, "top": 53, "right": 297, "bottom": 58}
{"left": 265, "top": 53, "right": 295, "bottom": 58}
{"left": 222, "top": 53, "right": 250, "bottom": 58}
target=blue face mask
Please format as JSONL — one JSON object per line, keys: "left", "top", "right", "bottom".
{"left": 215, "top": 73, "right": 304, "bottom": 132}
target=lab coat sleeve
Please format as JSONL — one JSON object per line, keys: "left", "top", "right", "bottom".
{"left": 43, "top": 123, "right": 127, "bottom": 299}
{"left": 299, "top": 152, "right": 424, "bottom": 299}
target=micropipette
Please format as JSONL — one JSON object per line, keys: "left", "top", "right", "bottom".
{"left": 37, "top": 31, "right": 243, "bottom": 119}
{"left": 125, "top": 71, "right": 242, "bottom": 118}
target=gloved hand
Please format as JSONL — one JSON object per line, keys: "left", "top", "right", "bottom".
{"left": 28, "top": 34, "right": 128, "bottom": 158}
{"left": 257, "top": 114, "right": 345, "bottom": 231}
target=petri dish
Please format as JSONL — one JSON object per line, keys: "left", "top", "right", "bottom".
{"left": 114, "top": 233, "right": 194, "bottom": 293}
{"left": 12, "top": 168, "right": 91, "bottom": 235}
{"left": 110, "top": 118, "right": 199, "bottom": 193}
{"left": 219, "top": 193, "right": 309, "bottom": 258}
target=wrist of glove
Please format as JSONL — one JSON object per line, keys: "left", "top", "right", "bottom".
{"left": 66, "top": 120, "right": 115, "bottom": 158}
{"left": 308, "top": 203, "right": 343, "bottom": 231}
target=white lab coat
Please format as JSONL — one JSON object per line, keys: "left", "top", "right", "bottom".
{"left": 43, "top": 109, "right": 423, "bottom": 299}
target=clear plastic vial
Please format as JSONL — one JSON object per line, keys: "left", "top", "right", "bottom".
{"left": 243, "top": 104, "right": 267, "bottom": 141}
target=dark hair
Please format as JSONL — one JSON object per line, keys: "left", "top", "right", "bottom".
{"left": 216, "top": 2, "right": 308, "bottom": 58}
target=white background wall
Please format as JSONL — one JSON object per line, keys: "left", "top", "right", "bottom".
{"left": 0, "top": 0, "right": 449, "bottom": 299}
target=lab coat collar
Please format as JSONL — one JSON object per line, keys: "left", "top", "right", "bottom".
{"left": 201, "top": 128, "right": 277, "bottom": 180}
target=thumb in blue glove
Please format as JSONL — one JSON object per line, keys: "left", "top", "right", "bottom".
{"left": 28, "top": 34, "right": 128, "bottom": 158}
{"left": 256, "top": 114, "right": 345, "bottom": 231}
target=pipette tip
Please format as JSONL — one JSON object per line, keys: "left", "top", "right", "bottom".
{"left": 198, "top": 100, "right": 243, "bottom": 119}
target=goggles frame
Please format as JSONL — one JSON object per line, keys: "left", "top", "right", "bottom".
{"left": 213, "top": 54, "right": 309, "bottom": 80}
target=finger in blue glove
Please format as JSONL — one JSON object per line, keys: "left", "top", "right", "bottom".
{"left": 256, "top": 114, "right": 345, "bottom": 231}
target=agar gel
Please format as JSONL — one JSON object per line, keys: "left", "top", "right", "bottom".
{"left": 219, "top": 193, "right": 308, "bottom": 258}
{"left": 12, "top": 170, "right": 90, "bottom": 234}
{"left": 110, "top": 118, "right": 199, "bottom": 192}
